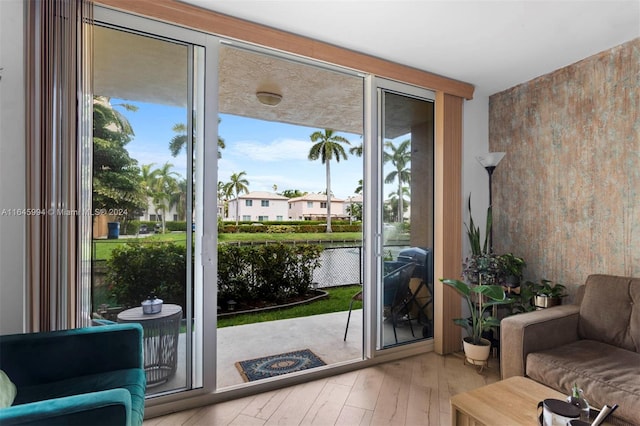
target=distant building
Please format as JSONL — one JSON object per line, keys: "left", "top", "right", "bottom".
{"left": 227, "top": 191, "right": 289, "bottom": 222}
{"left": 138, "top": 196, "right": 181, "bottom": 222}
{"left": 288, "top": 193, "right": 347, "bottom": 220}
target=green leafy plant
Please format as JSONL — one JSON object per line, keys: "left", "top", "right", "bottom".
{"left": 530, "top": 279, "right": 567, "bottom": 298}
{"left": 509, "top": 280, "right": 538, "bottom": 313}
{"left": 107, "top": 242, "right": 187, "bottom": 312}
{"left": 462, "top": 253, "right": 504, "bottom": 285}
{"left": 465, "top": 195, "right": 492, "bottom": 256}
{"left": 441, "top": 278, "right": 511, "bottom": 345}
{"left": 500, "top": 253, "right": 526, "bottom": 278}
{"left": 217, "top": 243, "right": 323, "bottom": 305}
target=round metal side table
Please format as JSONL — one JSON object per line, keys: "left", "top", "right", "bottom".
{"left": 117, "top": 304, "right": 182, "bottom": 387}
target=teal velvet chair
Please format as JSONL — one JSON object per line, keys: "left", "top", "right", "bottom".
{"left": 0, "top": 323, "right": 146, "bottom": 425}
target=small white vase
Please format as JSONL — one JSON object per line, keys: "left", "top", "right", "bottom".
{"left": 462, "top": 337, "right": 491, "bottom": 365}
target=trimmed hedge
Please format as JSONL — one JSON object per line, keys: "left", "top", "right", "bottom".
{"left": 217, "top": 243, "right": 323, "bottom": 304}
{"left": 123, "top": 220, "right": 361, "bottom": 235}
{"left": 106, "top": 241, "right": 323, "bottom": 311}
{"left": 106, "top": 242, "right": 187, "bottom": 312}
{"left": 221, "top": 224, "right": 361, "bottom": 233}
{"left": 221, "top": 220, "right": 354, "bottom": 226}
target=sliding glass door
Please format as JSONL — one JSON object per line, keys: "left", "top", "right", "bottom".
{"left": 90, "top": 6, "right": 438, "bottom": 404}
{"left": 377, "top": 82, "right": 435, "bottom": 350}
{"left": 91, "top": 9, "right": 210, "bottom": 396}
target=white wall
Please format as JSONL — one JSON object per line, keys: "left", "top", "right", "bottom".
{"left": 0, "top": 0, "right": 26, "bottom": 334}
{"left": 462, "top": 94, "right": 491, "bottom": 259}
{"left": 459, "top": 94, "right": 490, "bottom": 324}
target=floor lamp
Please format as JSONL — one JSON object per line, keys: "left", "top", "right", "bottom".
{"left": 476, "top": 152, "right": 506, "bottom": 253}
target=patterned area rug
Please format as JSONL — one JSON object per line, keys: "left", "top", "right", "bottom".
{"left": 235, "top": 349, "right": 326, "bottom": 382}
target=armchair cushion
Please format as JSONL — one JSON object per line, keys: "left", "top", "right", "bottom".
{"left": 578, "top": 274, "right": 640, "bottom": 352}
{"left": 500, "top": 304, "right": 580, "bottom": 379}
{"left": 527, "top": 339, "right": 640, "bottom": 425}
{"left": 14, "top": 368, "right": 145, "bottom": 425}
{"left": 0, "top": 388, "right": 131, "bottom": 426}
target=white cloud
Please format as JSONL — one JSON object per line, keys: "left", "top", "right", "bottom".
{"left": 229, "top": 138, "right": 311, "bottom": 162}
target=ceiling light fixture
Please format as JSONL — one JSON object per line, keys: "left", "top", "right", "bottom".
{"left": 256, "top": 91, "right": 282, "bottom": 106}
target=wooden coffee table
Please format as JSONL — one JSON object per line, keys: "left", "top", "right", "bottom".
{"left": 450, "top": 376, "right": 568, "bottom": 425}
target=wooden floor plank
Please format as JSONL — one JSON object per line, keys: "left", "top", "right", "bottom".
{"left": 229, "top": 413, "right": 267, "bottom": 426}
{"left": 184, "top": 396, "right": 254, "bottom": 426}
{"left": 343, "top": 365, "right": 386, "bottom": 411}
{"left": 263, "top": 379, "right": 328, "bottom": 426}
{"left": 145, "top": 353, "right": 501, "bottom": 426}
{"left": 141, "top": 408, "right": 202, "bottom": 426}
{"left": 241, "top": 387, "right": 292, "bottom": 420}
{"left": 369, "top": 360, "right": 412, "bottom": 425}
{"left": 334, "top": 405, "right": 371, "bottom": 426}
{"left": 406, "top": 353, "right": 439, "bottom": 426}
{"left": 300, "top": 382, "right": 352, "bottom": 425}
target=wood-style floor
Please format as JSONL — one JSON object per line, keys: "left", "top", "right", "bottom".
{"left": 144, "top": 352, "right": 500, "bottom": 426}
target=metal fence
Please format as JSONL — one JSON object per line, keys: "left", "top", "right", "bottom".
{"left": 313, "top": 246, "right": 363, "bottom": 288}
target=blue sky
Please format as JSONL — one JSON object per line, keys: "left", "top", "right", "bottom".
{"left": 116, "top": 100, "right": 364, "bottom": 199}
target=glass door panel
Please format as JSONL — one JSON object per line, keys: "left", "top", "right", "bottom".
{"left": 91, "top": 24, "right": 200, "bottom": 396}
{"left": 378, "top": 89, "right": 435, "bottom": 349}
{"left": 216, "top": 44, "right": 364, "bottom": 387}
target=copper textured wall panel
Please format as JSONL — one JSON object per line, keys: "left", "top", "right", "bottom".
{"left": 489, "top": 38, "right": 639, "bottom": 294}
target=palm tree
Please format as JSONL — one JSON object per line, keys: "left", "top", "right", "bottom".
{"left": 349, "top": 143, "right": 363, "bottom": 157}
{"left": 384, "top": 139, "right": 411, "bottom": 223}
{"left": 140, "top": 163, "right": 157, "bottom": 195}
{"left": 387, "top": 187, "right": 411, "bottom": 222}
{"left": 308, "top": 129, "right": 350, "bottom": 233}
{"left": 224, "top": 171, "right": 249, "bottom": 226}
{"left": 281, "top": 189, "right": 305, "bottom": 198}
{"left": 217, "top": 180, "right": 229, "bottom": 218}
{"left": 151, "top": 162, "right": 179, "bottom": 233}
{"left": 169, "top": 118, "right": 226, "bottom": 158}
{"left": 139, "top": 163, "right": 157, "bottom": 221}
{"left": 170, "top": 179, "right": 188, "bottom": 221}
{"left": 354, "top": 179, "right": 363, "bottom": 195}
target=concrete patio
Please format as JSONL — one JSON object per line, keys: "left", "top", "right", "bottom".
{"left": 150, "top": 308, "right": 425, "bottom": 394}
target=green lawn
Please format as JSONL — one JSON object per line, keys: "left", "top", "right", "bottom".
{"left": 93, "top": 231, "right": 363, "bottom": 261}
{"left": 217, "top": 284, "right": 361, "bottom": 328}
{"left": 92, "top": 233, "right": 187, "bottom": 261}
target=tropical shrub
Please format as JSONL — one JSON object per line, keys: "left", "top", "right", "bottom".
{"left": 106, "top": 242, "right": 187, "bottom": 312}
{"left": 107, "top": 241, "right": 323, "bottom": 312}
{"left": 217, "top": 243, "right": 323, "bottom": 304}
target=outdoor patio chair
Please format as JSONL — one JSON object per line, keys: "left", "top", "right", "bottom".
{"left": 343, "top": 261, "right": 416, "bottom": 342}
{"left": 343, "top": 289, "right": 363, "bottom": 341}
{"left": 384, "top": 262, "right": 417, "bottom": 343}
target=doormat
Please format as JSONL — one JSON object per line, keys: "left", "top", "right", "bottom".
{"left": 235, "top": 349, "right": 326, "bottom": 382}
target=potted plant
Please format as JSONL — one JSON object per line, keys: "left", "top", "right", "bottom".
{"left": 500, "top": 253, "right": 526, "bottom": 288}
{"left": 509, "top": 279, "right": 538, "bottom": 314}
{"left": 463, "top": 253, "right": 504, "bottom": 286}
{"left": 530, "top": 279, "right": 567, "bottom": 309}
{"left": 440, "top": 278, "right": 511, "bottom": 368}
